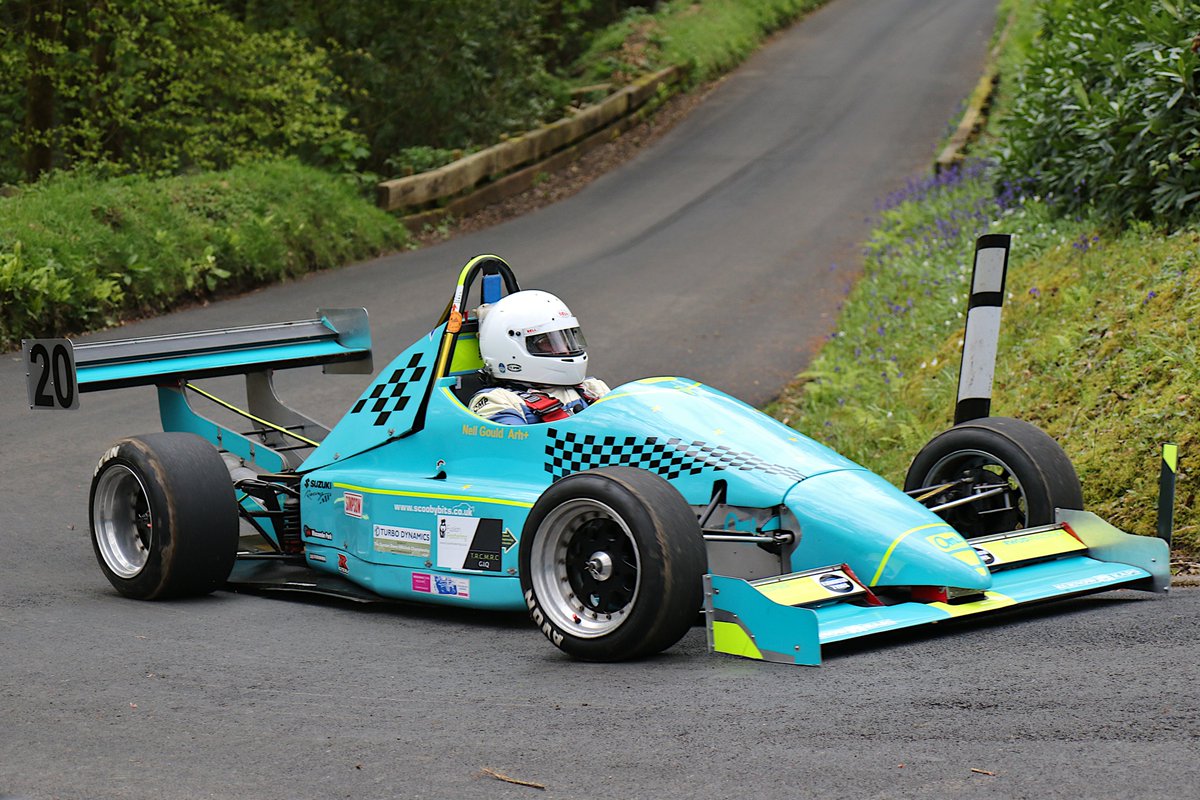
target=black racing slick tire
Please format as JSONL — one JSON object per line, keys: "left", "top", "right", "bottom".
{"left": 89, "top": 433, "right": 239, "bottom": 599}
{"left": 519, "top": 467, "right": 707, "bottom": 662}
{"left": 904, "top": 416, "right": 1083, "bottom": 538}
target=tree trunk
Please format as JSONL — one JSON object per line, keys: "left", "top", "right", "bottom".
{"left": 24, "top": 0, "right": 62, "bottom": 180}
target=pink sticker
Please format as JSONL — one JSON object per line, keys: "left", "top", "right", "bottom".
{"left": 412, "top": 573, "right": 432, "bottom": 593}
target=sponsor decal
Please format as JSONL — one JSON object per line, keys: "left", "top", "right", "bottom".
{"left": 502, "top": 529, "right": 517, "bottom": 552}
{"left": 344, "top": 491, "right": 363, "bottom": 518}
{"left": 823, "top": 619, "right": 896, "bottom": 638}
{"left": 338, "top": 553, "right": 349, "bottom": 574}
{"left": 470, "top": 395, "right": 490, "bottom": 413}
{"left": 505, "top": 363, "right": 522, "bottom": 373}
{"left": 304, "top": 478, "right": 332, "bottom": 505}
{"left": 412, "top": 572, "right": 470, "bottom": 598}
{"left": 308, "top": 553, "right": 327, "bottom": 563}
{"left": 926, "top": 530, "right": 968, "bottom": 552}
{"left": 303, "top": 525, "right": 333, "bottom": 541}
{"left": 461, "top": 423, "right": 529, "bottom": 440}
{"left": 393, "top": 501, "right": 474, "bottom": 517}
{"left": 436, "top": 516, "right": 504, "bottom": 572}
{"left": 818, "top": 573, "right": 855, "bottom": 594}
{"left": 497, "top": 363, "right": 506, "bottom": 374}
{"left": 373, "top": 524, "right": 432, "bottom": 557}
{"left": 433, "top": 574, "right": 470, "bottom": 598}
{"left": 973, "top": 546, "right": 996, "bottom": 565}
{"left": 1051, "top": 569, "right": 1142, "bottom": 591}
{"left": 304, "top": 488, "right": 332, "bottom": 504}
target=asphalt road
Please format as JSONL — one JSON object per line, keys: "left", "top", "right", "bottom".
{"left": 6, "top": 0, "right": 1197, "bottom": 797}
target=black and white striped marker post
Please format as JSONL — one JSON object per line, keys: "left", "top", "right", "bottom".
{"left": 954, "top": 234, "right": 1011, "bottom": 425}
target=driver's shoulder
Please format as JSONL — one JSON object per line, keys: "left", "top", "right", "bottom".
{"left": 468, "top": 385, "right": 526, "bottom": 416}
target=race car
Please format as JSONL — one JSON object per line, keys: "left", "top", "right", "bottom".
{"left": 23, "top": 238, "right": 1172, "bottom": 665}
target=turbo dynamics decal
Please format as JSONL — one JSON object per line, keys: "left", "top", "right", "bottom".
{"left": 373, "top": 524, "right": 431, "bottom": 558}
{"left": 436, "top": 516, "right": 503, "bottom": 572}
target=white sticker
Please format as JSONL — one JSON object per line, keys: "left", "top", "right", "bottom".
{"left": 436, "top": 516, "right": 479, "bottom": 569}
{"left": 374, "top": 524, "right": 431, "bottom": 557}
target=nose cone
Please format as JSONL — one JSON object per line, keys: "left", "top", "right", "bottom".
{"left": 784, "top": 469, "right": 992, "bottom": 590}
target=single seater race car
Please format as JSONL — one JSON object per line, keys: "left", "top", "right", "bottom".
{"left": 23, "top": 237, "right": 1173, "bottom": 665}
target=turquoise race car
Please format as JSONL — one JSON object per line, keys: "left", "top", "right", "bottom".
{"left": 24, "top": 242, "right": 1172, "bottom": 665}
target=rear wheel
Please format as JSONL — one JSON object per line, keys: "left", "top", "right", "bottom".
{"left": 904, "top": 417, "right": 1083, "bottom": 538}
{"left": 519, "top": 467, "right": 707, "bottom": 661}
{"left": 90, "top": 433, "right": 239, "bottom": 599}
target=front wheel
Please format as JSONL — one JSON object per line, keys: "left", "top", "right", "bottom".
{"left": 519, "top": 467, "right": 707, "bottom": 662}
{"left": 904, "top": 416, "right": 1083, "bottom": 538}
{"left": 90, "top": 433, "right": 239, "bottom": 599}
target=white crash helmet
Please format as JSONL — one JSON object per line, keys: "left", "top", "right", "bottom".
{"left": 478, "top": 290, "right": 589, "bottom": 386}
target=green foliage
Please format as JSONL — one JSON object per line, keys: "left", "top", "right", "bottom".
{"left": 0, "top": 0, "right": 363, "bottom": 183}
{"left": 995, "top": 0, "right": 1200, "bottom": 228}
{"left": 769, "top": 164, "right": 1199, "bottom": 556}
{"left": 574, "top": 0, "right": 822, "bottom": 85}
{"left": 229, "top": 0, "right": 572, "bottom": 171}
{"left": 0, "top": 161, "right": 405, "bottom": 349}
{"left": 385, "top": 147, "right": 467, "bottom": 177}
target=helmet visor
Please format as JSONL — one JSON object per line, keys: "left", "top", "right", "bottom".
{"left": 526, "top": 327, "right": 587, "bottom": 357}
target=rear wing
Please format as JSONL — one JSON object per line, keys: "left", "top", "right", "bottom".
{"left": 23, "top": 308, "right": 371, "bottom": 409}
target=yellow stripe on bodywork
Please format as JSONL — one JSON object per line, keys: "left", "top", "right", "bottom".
{"left": 977, "top": 528, "right": 1085, "bottom": 567}
{"left": 711, "top": 621, "right": 764, "bottom": 660}
{"left": 332, "top": 482, "right": 534, "bottom": 508}
{"left": 870, "top": 523, "right": 956, "bottom": 585}
{"left": 928, "top": 591, "right": 1015, "bottom": 617}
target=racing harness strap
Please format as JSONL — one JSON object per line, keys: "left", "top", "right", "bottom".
{"left": 517, "top": 390, "right": 571, "bottom": 422}
{"left": 515, "top": 384, "right": 603, "bottom": 422}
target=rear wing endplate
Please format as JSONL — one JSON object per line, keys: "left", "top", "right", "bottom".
{"left": 23, "top": 308, "right": 371, "bottom": 409}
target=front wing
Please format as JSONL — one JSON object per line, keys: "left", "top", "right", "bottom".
{"left": 704, "top": 510, "right": 1169, "bottom": 666}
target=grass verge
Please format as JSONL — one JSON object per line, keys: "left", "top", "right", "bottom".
{"left": 574, "top": 0, "right": 826, "bottom": 85}
{"left": 0, "top": 161, "right": 406, "bottom": 350}
{"left": 767, "top": 161, "right": 1199, "bottom": 558}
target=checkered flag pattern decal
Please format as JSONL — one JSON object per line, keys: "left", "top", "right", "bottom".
{"left": 350, "top": 352, "right": 427, "bottom": 426}
{"left": 544, "top": 428, "right": 806, "bottom": 483}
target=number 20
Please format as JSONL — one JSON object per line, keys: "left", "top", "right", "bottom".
{"left": 28, "top": 342, "right": 76, "bottom": 409}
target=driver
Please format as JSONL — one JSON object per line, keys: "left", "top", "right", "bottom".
{"left": 469, "top": 290, "right": 609, "bottom": 424}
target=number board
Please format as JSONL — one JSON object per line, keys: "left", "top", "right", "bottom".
{"left": 22, "top": 339, "right": 79, "bottom": 410}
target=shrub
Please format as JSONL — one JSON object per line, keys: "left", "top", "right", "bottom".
{"left": 995, "top": 0, "right": 1200, "bottom": 228}
{"left": 0, "top": 161, "right": 405, "bottom": 348}
{"left": 0, "top": 0, "right": 363, "bottom": 183}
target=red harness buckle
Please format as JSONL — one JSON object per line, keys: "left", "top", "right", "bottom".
{"left": 519, "top": 391, "right": 570, "bottom": 421}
